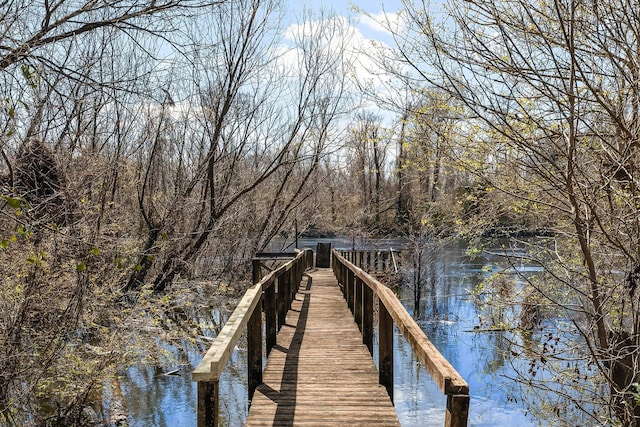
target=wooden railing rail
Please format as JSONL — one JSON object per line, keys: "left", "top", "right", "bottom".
{"left": 338, "top": 248, "right": 403, "bottom": 273}
{"left": 332, "top": 249, "right": 470, "bottom": 427}
{"left": 192, "top": 248, "right": 313, "bottom": 427}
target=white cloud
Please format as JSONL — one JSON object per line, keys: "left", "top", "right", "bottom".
{"left": 273, "top": 11, "right": 412, "bottom": 125}
{"left": 358, "top": 11, "right": 403, "bottom": 35}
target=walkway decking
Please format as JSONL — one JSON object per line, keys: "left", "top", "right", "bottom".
{"left": 244, "top": 268, "right": 400, "bottom": 426}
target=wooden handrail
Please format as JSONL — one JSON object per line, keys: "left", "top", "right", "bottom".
{"left": 338, "top": 249, "right": 403, "bottom": 273}
{"left": 192, "top": 282, "right": 263, "bottom": 381}
{"left": 332, "top": 249, "right": 470, "bottom": 427}
{"left": 192, "top": 248, "right": 312, "bottom": 427}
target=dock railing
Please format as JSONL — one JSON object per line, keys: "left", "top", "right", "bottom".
{"left": 332, "top": 249, "right": 470, "bottom": 427}
{"left": 338, "top": 248, "right": 403, "bottom": 273}
{"left": 192, "top": 248, "right": 313, "bottom": 427}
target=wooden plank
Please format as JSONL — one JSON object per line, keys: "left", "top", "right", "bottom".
{"left": 245, "top": 269, "right": 399, "bottom": 427}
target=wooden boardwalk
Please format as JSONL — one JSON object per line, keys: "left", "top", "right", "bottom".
{"left": 244, "top": 268, "right": 400, "bottom": 426}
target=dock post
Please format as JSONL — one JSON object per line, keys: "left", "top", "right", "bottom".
{"left": 316, "top": 242, "right": 331, "bottom": 267}
{"left": 248, "top": 295, "right": 263, "bottom": 404}
{"left": 197, "top": 380, "right": 219, "bottom": 427}
{"left": 379, "top": 302, "right": 394, "bottom": 402}
{"left": 265, "top": 283, "right": 276, "bottom": 356}
{"left": 252, "top": 259, "right": 261, "bottom": 284}
{"left": 346, "top": 269, "right": 355, "bottom": 313}
{"left": 445, "top": 393, "right": 470, "bottom": 427}
{"left": 363, "top": 284, "right": 373, "bottom": 354}
{"left": 277, "top": 274, "right": 286, "bottom": 329}
{"left": 355, "top": 277, "right": 363, "bottom": 332}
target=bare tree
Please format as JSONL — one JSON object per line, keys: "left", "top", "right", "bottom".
{"left": 122, "top": 5, "right": 352, "bottom": 292}
{"left": 379, "top": 0, "right": 640, "bottom": 423}
{"left": 345, "top": 113, "right": 392, "bottom": 230}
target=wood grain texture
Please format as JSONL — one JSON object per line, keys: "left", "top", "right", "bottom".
{"left": 245, "top": 269, "right": 400, "bottom": 427}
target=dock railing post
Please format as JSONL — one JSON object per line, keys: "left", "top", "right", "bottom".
{"left": 306, "top": 248, "right": 313, "bottom": 269}
{"left": 248, "top": 295, "right": 263, "bottom": 405}
{"left": 355, "top": 277, "right": 363, "bottom": 332}
{"left": 379, "top": 301, "right": 394, "bottom": 402}
{"left": 363, "top": 284, "right": 373, "bottom": 355}
{"left": 284, "top": 269, "right": 291, "bottom": 312}
{"left": 347, "top": 269, "right": 355, "bottom": 313}
{"left": 277, "top": 274, "right": 286, "bottom": 331}
{"left": 197, "top": 380, "right": 219, "bottom": 427}
{"left": 252, "top": 259, "right": 261, "bottom": 285}
{"left": 445, "top": 393, "right": 470, "bottom": 427}
{"left": 265, "top": 282, "right": 276, "bottom": 356}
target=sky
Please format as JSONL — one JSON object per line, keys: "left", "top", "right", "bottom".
{"left": 283, "top": 0, "right": 404, "bottom": 43}
{"left": 275, "top": 0, "right": 410, "bottom": 122}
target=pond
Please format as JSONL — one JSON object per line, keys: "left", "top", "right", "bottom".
{"left": 391, "top": 239, "right": 541, "bottom": 426}
{"left": 117, "top": 238, "right": 547, "bottom": 426}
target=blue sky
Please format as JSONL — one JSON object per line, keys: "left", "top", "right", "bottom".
{"left": 277, "top": 0, "right": 409, "bottom": 99}
{"left": 283, "top": 0, "right": 405, "bottom": 41}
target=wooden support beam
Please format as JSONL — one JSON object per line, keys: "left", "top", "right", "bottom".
{"left": 363, "top": 284, "right": 374, "bottom": 355}
{"left": 446, "top": 394, "right": 470, "bottom": 427}
{"left": 197, "top": 380, "right": 219, "bottom": 427}
{"left": 265, "top": 281, "right": 276, "bottom": 356}
{"left": 347, "top": 269, "right": 354, "bottom": 313}
{"left": 379, "top": 301, "right": 394, "bottom": 402}
{"left": 248, "top": 294, "right": 263, "bottom": 403}
{"left": 277, "top": 274, "right": 286, "bottom": 330}
{"left": 355, "top": 277, "right": 363, "bottom": 332}
{"left": 252, "top": 259, "right": 261, "bottom": 285}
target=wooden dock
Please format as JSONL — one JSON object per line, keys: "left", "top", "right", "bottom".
{"left": 193, "top": 249, "right": 468, "bottom": 427}
{"left": 244, "top": 269, "right": 400, "bottom": 426}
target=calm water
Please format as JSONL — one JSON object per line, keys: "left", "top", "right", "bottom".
{"left": 118, "top": 238, "right": 545, "bottom": 426}
{"left": 391, "top": 240, "right": 540, "bottom": 426}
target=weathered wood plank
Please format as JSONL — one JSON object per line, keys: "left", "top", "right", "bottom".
{"left": 245, "top": 269, "right": 400, "bottom": 427}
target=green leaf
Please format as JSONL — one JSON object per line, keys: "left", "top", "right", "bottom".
{"left": 21, "top": 65, "right": 37, "bottom": 88}
{"left": 1, "top": 195, "right": 22, "bottom": 209}
{"left": 21, "top": 65, "right": 31, "bottom": 80}
{"left": 76, "top": 261, "right": 86, "bottom": 272}
{"left": 0, "top": 239, "right": 9, "bottom": 249}
{"left": 90, "top": 246, "right": 100, "bottom": 256}
{"left": 27, "top": 254, "right": 41, "bottom": 267}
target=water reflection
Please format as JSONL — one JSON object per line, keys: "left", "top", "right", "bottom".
{"left": 118, "top": 305, "right": 248, "bottom": 427}
{"left": 394, "top": 239, "right": 541, "bottom": 426}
